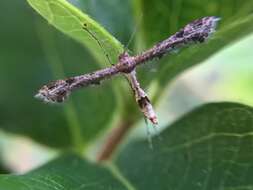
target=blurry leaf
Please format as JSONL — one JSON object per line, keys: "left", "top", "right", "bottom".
{"left": 134, "top": 0, "right": 253, "bottom": 48}
{"left": 132, "top": 0, "right": 253, "bottom": 87}
{"left": 0, "top": 1, "right": 118, "bottom": 149}
{"left": 115, "top": 103, "right": 253, "bottom": 190}
{"left": 152, "top": 14, "right": 253, "bottom": 102}
{"left": 27, "top": 0, "right": 124, "bottom": 65}
{"left": 0, "top": 154, "right": 128, "bottom": 190}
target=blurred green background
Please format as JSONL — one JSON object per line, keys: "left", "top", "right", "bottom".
{"left": 0, "top": 0, "right": 253, "bottom": 173}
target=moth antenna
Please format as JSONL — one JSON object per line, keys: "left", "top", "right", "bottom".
{"left": 82, "top": 23, "right": 113, "bottom": 66}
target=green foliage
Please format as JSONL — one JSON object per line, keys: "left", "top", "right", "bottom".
{"left": 135, "top": 0, "right": 253, "bottom": 47}
{"left": 0, "top": 0, "right": 253, "bottom": 189}
{"left": 27, "top": 0, "right": 124, "bottom": 65}
{"left": 0, "top": 0, "right": 119, "bottom": 149}
{"left": 116, "top": 103, "right": 253, "bottom": 189}
{"left": 152, "top": 15, "right": 253, "bottom": 103}
{"left": 1, "top": 103, "right": 253, "bottom": 189}
{"left": 134, "top": 0, "right": 253, "bottom": 89}
{"left": 0, "top": 154, "right": 127, "bottom": 190}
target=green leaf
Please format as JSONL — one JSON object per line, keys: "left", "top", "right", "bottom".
{"left": 134, "top": 0, "right": 253, "bottom": 48}
{"left": 0, "top": 1, "right": 118, "bottom": 149}
{"left": 27, "top": 0, "right": 124, "bottom": 65}
{"left": 1, "top": 103, "right": 253, "bottom": 189}
{"left": 71, "top": 0, "right": 134, "bottom": 47}
{"left": 132, "top": 0, "right": 253, "bottom": 88}
{"left": 0, "top": 154, "right": 128, "bottom": 190}
{"left": 152, "top": 14, "right": 253, "bottom": 102}
{"left": 115, "top": 103, "right": 253, "bottom": 190}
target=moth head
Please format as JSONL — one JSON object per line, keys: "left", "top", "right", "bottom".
{"left": 35, "top": 80, "right": 71, "bottom": 104}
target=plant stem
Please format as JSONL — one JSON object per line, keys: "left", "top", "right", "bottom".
{"left": 97, "top": 120, "right": 133, "bottom": 161}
